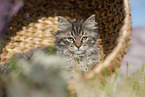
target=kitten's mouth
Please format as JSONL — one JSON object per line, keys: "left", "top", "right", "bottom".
{"left": 69, "top": 50, "right": 85, "bottom": 55}
{"left": 75, "top": 50, "right": 83, "bottom": 54}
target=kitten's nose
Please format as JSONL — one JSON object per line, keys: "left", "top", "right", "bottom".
{"left": 75, "top": 40, "right": 82, "bottom": 49}
{"left": 76, "top": 45, "right": 81, "bottom": 49}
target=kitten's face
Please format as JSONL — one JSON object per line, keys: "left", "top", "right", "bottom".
{"left": 56, "top": 14, "right": 98, "bottom": 55}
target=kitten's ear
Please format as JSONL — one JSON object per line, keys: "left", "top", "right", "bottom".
{"left": 82, "top": 14, "right": 98, "bottom": 30}
{"left": 57, "top": 16, "right": 71, "bottom": 31}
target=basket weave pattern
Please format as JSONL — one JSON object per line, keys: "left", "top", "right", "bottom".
{"left": 0, "top": 0, "right": 132, "bottom": 78}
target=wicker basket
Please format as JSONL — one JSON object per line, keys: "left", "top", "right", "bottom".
{"left": 0, "top": 0, "right": 132, "bottom": 78}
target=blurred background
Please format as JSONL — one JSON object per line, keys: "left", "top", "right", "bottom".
{"left": 121, "top": 0, "right": 145, "bottom": 73}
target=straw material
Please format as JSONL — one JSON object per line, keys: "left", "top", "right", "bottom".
{"left": 0, "top": 17, "right": 57, "bottom": 64}
{"left": 0, "top": 0, "right": 132, "bottom": 79}
{"left": 85, "top": 0, "right": 132, "bottom": 80}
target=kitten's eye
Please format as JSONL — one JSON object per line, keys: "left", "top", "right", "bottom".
{"left": 67, "top": 37, "right": 74, "bottom": 41}
{"left": 82, "top": 37, "right": 88, "bottom": 41}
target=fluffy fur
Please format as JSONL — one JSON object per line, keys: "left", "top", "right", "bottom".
{"left": 55, "top": 14, "right": 100, "bottom": 75}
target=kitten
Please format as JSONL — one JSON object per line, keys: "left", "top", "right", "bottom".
{"left": 55, "top": 14, "right": 100, "bottom": 74}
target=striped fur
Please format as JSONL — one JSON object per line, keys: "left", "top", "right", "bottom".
{"left": 55, "top": 14, "right": 100, "bottom": 74}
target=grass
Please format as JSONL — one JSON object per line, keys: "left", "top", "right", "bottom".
{"left": 74, "top": 62, "right": 145, "bottom": 97}
{"left": 1, "top": 51, "right": 145, "bottom": 97}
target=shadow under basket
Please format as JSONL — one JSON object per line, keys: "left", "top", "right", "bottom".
{"left": 0, "top": 0, "right": 132, "bottom": 79}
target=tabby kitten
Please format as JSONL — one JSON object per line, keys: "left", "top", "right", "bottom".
{"left": 55, "top": 14, "right": 100, "bottom": 74}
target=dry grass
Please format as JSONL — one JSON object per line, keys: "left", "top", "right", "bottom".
{"left": 0, "top": 50, "right": 145, "bottom": 97}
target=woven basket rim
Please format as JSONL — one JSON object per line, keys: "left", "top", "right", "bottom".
{"left": 85, "top": 0, "right": 132, "bottom": 79}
